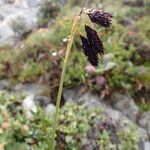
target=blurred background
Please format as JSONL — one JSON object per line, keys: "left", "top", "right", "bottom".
{"left": 0, "top": 0, "right": 150, "bottom": 149}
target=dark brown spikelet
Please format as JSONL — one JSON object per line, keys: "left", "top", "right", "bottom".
{"left": 85, "top": 25, "right": 104, "bottom": 55}
{"left": 87, "top": 9, "right": 113, "bottom": 28}
{"left": 80, "top": 35, "right": 99, "bottom": 67}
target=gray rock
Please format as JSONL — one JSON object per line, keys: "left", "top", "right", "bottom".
{"left": 139, "top": 141, "right": 150, "bottom": 150}
{"left": 25, "top": 0, "right": 43, "bottom": 7}
{"left": 60, "top": 0, "right": 67, "bottom": 5}
{"left": 14, "top": 83, "right": 50, "bottom": 96}
{"left": 104, "top": 107, "right": 148, "bottom": 141}
{"left": 5, "top": 8, "right": 38, "bottom": 36}
{"left": 138, "top": 112, "right": 150, "bottom": 136}
{"left": 22, "top": 94, "right": 37, "bottom": 118}
{"left": 103, "top": 53, "right": 114, "bottom": 65}
{"left": 119, "top": 18, "right": 134, "bottom": 26}
{"left": 0, "top": 80, "right": 10, "bottom": 90}
{"left": 64, "top": 87, "right": 106, "bottom": 109}
{"left": 63, "top": 86, "right": 82, "bottom": 102}
{"left": 0, "top": 22, "right": 16, "bottom": 46}
{"left": 0, "top": 4, "right": 23, "bottom": 20}
{"left": 138, "top": 128, "right": 149, "bottom": 141}
{"left": 144, "top": 142, "right": 150, "bottom": 150}
{"left": 34, "top": 95, "right": 51, "bottom": 107}
{"left": 64, "top": 87, "right": 149, "bottom": 141}
{"left": 136, "top": 66, "right": 147, "bottom": 76}
{"left": 0, "top": 0, "right": 5, "bottom": 5}
{"left": 123, "top": 0, "right": 144, "bottom": 7}
{"left": 104, "top": 62, "right": 116, "bottom": 72}
{"left": 3, "top": 0, "right": 43, "bottom": 8}
{"left": 137, "top": 43, "right": 150, "bottom": 61}
{"left": 106, "top": 109, "right": 148, "bottom": 141}
{"left": 64, "top": 88, "right": 139, "bottom": 122}
{"left": 111, "top": 92, "right": 139, "bottom": 122}
{"left": 0, "top": 0, "right": 42, "bottom": 46}
{"left": 45, "top": 104, "right": 56, "bottom": 117}
{"left": 104, "top": 107, "right": 126, "bottom": 123}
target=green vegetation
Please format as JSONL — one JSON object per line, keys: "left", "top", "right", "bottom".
{"left": 0, "top": 91, "right": 139, "bottom": 150}
{"left": 0, "top": 1, "right": 149, "bottom": 96}
{"left": 0, "top": 0, "right": 150, "bottom": 149}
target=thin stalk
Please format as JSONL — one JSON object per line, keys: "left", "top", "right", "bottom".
{"left": 50, "top": 13, "right": 81, "bottom": 150}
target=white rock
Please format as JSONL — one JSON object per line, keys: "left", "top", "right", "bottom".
{"left": 136, "top": 66, "right": 147, "bottom": 76}
{"left": 45, "top": 104, "right": 56, "bottom": 117}
{"left": 0, "top": 0, "right": 40, "bottom": 46}
{"left": 0, "top": 4, "right": 23, "bottom": 20}
{"left": 0, "top": 21, "right": 16, "bottom": 46}
{"left": 0, "top": 0, "right": 5, "bottom": 5}
{"left": 25, "top": 0, "right": 43, "bottom": 7}
{"left": 104, "top": 62, "right": 116, "bottom": 71}
{"left": 5, "top": 8, "right": 38, "bottom": 34}
{"left": 103, "top": 53, "right": 114, "bottom": 65}
{"left": 0, "top": 79, "right": 10, "bottom": 90}
{"left": 144, "top": 142, "right": 150, "bottom": 150}
{"left": 14, "top": 83, "right": 49, "bottom": 96}
{"left": 22, "top": 94, "right": 37, "bottom": 118}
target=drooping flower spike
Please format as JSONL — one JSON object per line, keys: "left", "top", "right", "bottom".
{"left": 85, "top": 25, "right": 104, "bottom": 55}
{"left": 87, "top": 9, "right": 113, "bottom": 28}
{"left": 80, "top": 35, "right": 99, "bottom": 67}
{"left": 80, "top": 9, "right": 112, "bottom": 67}
{"left": 80, "top": 25, "right": 104, "bottom": 67}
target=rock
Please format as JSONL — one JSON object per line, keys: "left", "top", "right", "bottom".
{"left": 0, "top": 80, "right": 11, "bottom": 90}
{"left": 28, "top": 0, "right": 43, "bottom": 7}
{"left": 119, "top": 18, "right": 133, "bottom": 26}
{"left": 111, "top": 92, "right": 139, "bottom": 122}
{"left": 123, "top": 0, "right": 144, "bottom": 7}
{"left": 103, "top": 53, "right": 114, "bottom": 65}
{"left": 104, "top": 62, "right": 116, "bottom": 72}
{"left": 138, "top": 112, "right": 150, "bottom": 136}
{"left": 137, "top": 128, "right": 149, "bottom": 141}
{"left": 136, "top": 66, "right": 147, "bottom": 76}
{"left": 22, "top": 94, "right": 37, "bottom": 118}
{"left": 104, "top": 107, "right": 126, "bottom": 123}
{"left": 0, "top": 0, "right": 43, "bottom": 8}
{"left": 0, "top": 0, "right": 5, "bottom": 5}
{"left": 115, "top": 99, "right": 138, "bottom": 121}
{"left": 64, "top": 87, "right": 106, "bottom": 109}
{"left": 5, "top": 8, "right": 38, "bottom": 36}
{"left": 60, "top": 0, "right": 67, "bottom": 5}
{"left": 104, "top": 107, "right": 148, "bottom": 141}
{"left": 0, "top": 0, "right": 43, "bottom": 46}
{"left": 14, "top": 83, "right": 50, "bottom": 96}
{"left": 63, "top": 86, "right": 81, "bottom": 102}
{"left": 137, "top": 43, "right": 150, "bottom": 61}
{"left": 79, "top": 94, "right": 106, "bottom": 109}
{"left": 64, "top": 88, "right": 139, "bottom": 122}
{"left": 45, "top": 104, "right": 56, "bottom": 117}
{"left": 0, "top": 4, "right": 23, "bottom": 20}
{"left": 64, "top": 87, "right": 149, "bottom": 142}
{"left": 0, "top": 22, "right": 16, "bottom": 46}
{"left": 34, "top": 95, "right": 51, "bottom": 107}
{"left": 139, "top": 141, "right": 150, "bottom": 150}
{"left": 14, "top": 0, "right": 43, "bottom": 7}
{"left": 144, "top": 142, "right": 150, "bottom": 150}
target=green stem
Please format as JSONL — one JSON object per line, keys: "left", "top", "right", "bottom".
{"left": 50, "top": 13, "right": 81, "bottom": 150}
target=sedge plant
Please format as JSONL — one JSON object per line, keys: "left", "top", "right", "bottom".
{"left": 50, "top": 8, "right": 113, "bottom": 150}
